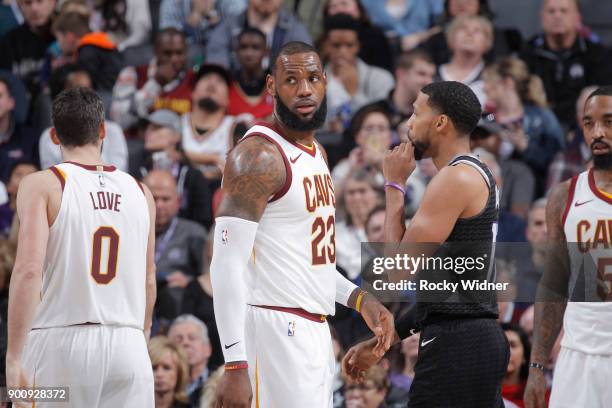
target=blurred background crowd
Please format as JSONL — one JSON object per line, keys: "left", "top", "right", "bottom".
{"left": 0, "top": 0, "right": 610, "bottom": 406}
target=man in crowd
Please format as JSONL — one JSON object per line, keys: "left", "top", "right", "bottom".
{"left": 39, "top": 64, "right": 128, "bottom": 171}
{"left": 52, "top": 11, "right": 122, "bottom": 95}
{"left": 520, "top": 0, "right": 611, "bottom": 128}
{"left": 144, "top": 170, "right": 207, "bottom": 322}
{"left": 373, "top": 49, "right": 436, "bottom": 130}
{"left": 322, "top": 14, "right": 394, "bottom": 132}
{"left": 0, "top": 0, "right": 55, "bottom": 103}
{"left": 205, "top": 0, "right": 312, "bottom": 72}
{"left": 168, "top": 314, "right": 212, "bottom": 407}
{"left": 181, "top": 64, "right": 237, "bottom": 180}
{"left": 111, "top": 28, "right": 195, "bottom": 132}
{"left": 0, "top": 77, "right": 38, "bottom": 182}
{"left": 227, "top": 27, "right": 273, "bottom": 122}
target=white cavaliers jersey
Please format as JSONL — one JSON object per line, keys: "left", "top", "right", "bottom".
{"left": 562, "top": 169, "right": 612, "bottom": 355}
{"left": 31, "top": 162, "right": 149, "bottom": 330}
{"left": 241, "top": 124, "right": 337, "bottom": 315}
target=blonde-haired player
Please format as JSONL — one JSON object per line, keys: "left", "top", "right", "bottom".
{"left": 6, "top": 88, "right": 156, "bottom": 407}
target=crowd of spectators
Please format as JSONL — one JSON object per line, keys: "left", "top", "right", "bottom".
{"left": 0, "top": 0, "right": 610, "bottom": 406}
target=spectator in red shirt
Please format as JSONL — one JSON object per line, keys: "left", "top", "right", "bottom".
{"left": 111, "top": 28, "right": 195, "bottom": 133}
{"left": 227, "top": 27, "right": 273, "bottom": 124}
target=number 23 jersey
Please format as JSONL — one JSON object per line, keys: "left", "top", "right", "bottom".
{"left": 32, "top": 162, "right": 150, "bottom": 330}
{"left": 240, "top": 124, "right": 337, "bottom": 316}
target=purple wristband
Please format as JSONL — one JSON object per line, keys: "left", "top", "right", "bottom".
{"left": 384, "top": 181, "right": 406, "bottom": 195}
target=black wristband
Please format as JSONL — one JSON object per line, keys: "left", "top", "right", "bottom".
{"left": 528, "top": 362, "right": 546, "bottom": 373}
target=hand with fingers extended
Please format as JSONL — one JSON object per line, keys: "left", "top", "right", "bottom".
{"left": 383, "top": 142, "right": 417, "bottom": 186}
{"left": 341, "top": 337, "right": 382, "bottom": 383}
{"left": 214, "top": 367, "right": 252, "bottom": 408}
{"left": 358, "top": 292, "right": 395, "bottom": 357}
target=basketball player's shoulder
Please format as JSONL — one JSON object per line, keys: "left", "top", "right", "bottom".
{"left": 21, "top": 169, "right": 63, "bottom": 196}
{"left": 434, "top": 164, "right": 482, "bottom": 194}
{"left": 547, "top": 178, "right": 573, "bottom": 228}
{"left": 224, "top": 135, "right": 286, "bottom": 196}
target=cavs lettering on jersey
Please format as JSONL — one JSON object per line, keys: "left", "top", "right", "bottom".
{"left": 562, "top": 168, "right": 612, "bottom": 355}
{"left": 32, "top": 162, "right": 149, "bottom": 330}
{"left": 240, "top": 123, "right": 337, "bottom": 315}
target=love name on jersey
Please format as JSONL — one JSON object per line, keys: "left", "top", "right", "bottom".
{"left": 90, "top": 191, "right": 122, "bottom": 212}
{"left": 577, "top": 219, "right": 612, "bottom": 253}
{"left": 303, "top": 174, "right": 335, "bottom": 212}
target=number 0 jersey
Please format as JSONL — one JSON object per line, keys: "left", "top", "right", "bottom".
{"left": 562, "top": 168, "right": 612, "bottom": 355}
{"left": 241, "top": 124, "right": 337, "bottom": 315}
{"left": 31, "top": 162, "right": 150, "bottom": 330}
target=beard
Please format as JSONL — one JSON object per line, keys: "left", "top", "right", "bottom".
{"left": 407, "top": 132, "right": 430, "bottom": 161}
{"left": 591, "top": 140, "right": 612, "bottom": 170}
{"left": 275, "top": 94, "right": 327, "bottom": 132}
{"left": 197, "top": 97, "right": 221, "bottom": 113}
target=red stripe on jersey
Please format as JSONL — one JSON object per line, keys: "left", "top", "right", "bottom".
{"left": 254, "top": 121, "right": 317, "bottom": 157}
{"left": 255, "top": 305, "right": 327, "bottom": 323}
{"left": 588, "top": 168, "right": 612, "bottom": 204}
{"left": 49, "top": 166, "right": 66, "bottom": 191}
{"left": 132, "top": 176, "right": 145, "bottom": 195}
{"left": 240, "top": 132, "right": 292, "bottom": 202}
{"left": 561, "top": 175, "right": 578, "bottom": 227}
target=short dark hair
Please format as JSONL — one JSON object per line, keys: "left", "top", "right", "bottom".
{"left": 155, "top": 27, "right": 185, "bottom": 48}
{"left": 396, "top": 49, "right": 434, "bottom": 71}
{"left": 9, "top": 159, "right": 39, "bottom": 180}
{"left": 421, "top": 81, "right": 481, "bottom": 135}
{"left": 49, "top": 63, "right": 90, "bottom": 99}
{"left": 52, "top": 88, "right": 105, "bottom": 147}
{"left": 323, "top": 13, "right": 360, "bottom": 36}
{"left": 237, "top": 26, "right": 266, "bottom": 44}
{"left": 52, "top": 12, "right": 90, "bottom": 36}
{"left": 586, "top": 85, "right": 612, "bottom": 102}
{"left": 271, "top": 41, "right": 319, "bottom": 74}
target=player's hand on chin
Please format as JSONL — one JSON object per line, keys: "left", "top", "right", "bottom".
{"left": 359, "top": 294, "right": 395, "bottom": 356}
{"left": 523, "top": 368, "right": 547, "bottom": 408}
{"left": 341, "top": 337, "right": 381, "bottom": 383}
{"left": 383, "top": 142, "right": 416, "bottom": 185}
{"left": 215, "top": 369, "right": 252, "bottom": 408}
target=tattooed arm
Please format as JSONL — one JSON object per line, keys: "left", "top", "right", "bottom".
{"left": 524, "top": 180, "right": 571, "bottom": 408}
{"left": 211, "top": 136, "right": 285, "bottom": 408}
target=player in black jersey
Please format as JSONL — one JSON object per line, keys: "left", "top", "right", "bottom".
{"left": 343, "top": 81, "right": 509, "bottom": 407}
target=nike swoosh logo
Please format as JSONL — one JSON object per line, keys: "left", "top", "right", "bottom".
{"left": 575, "top": 199, "right": 594, "bottom": 207}
{"left": 224, "top": 341, "right": 240, "bottom": 349}
{"left": 421, "top": 337, "right": 436, "bottom": 347}
{"left": 290, "top": 153, "right": 302, "bottom": 164}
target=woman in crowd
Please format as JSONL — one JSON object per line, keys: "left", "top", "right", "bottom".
{"left": 501, "top": 323, "right": 541, "bottom": 407}
{"left": 335, "top": 169, "right": 382, "bottom": 281}
{"left": 360, "top": 0, "right": 443, "bottom": 53}
{"left": 331, "top": 105, "right": 393, "bottom": 193}
{"left": 482, "top": 56, "right": 564, "bottom": 197}
{"left": 149, "top": 336, "right": 191, "bottom": 408}
{"left": 437, "top": 14, "right": 492, "bottom": 105}
{"left": 420, "top": 0, "right": 522, "bottom": 65}
{"left": 323, "top": 0, "right": 394, "bottom": 71}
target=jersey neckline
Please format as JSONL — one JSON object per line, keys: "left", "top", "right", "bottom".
{"left": 64, "top": 161, "right": 117, "bottom": 172}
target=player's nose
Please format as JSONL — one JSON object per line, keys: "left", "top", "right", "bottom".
{"left": 296, "top": 79, "right": 313, "bottom": 97}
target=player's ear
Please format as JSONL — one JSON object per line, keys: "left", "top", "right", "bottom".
{"left": 99, "top": 121, "right": 106, "bottom": 141}
{"left": 436, "top": 114, "right": 449, "bottom": 132}
{"left": 50, "top": 128, "right": 61, "bottom": 145}
{"left": 266, "top": 73, "right": 275, "bottom": 97}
